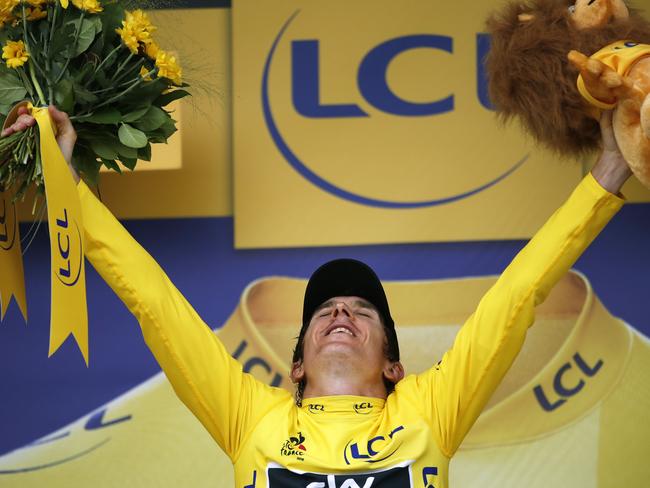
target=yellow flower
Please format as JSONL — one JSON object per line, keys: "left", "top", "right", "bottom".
{"left": 59, "top": 0, "right": 68, "bottom": 7}
{"left": 155, "top": 50, "right": 182, "bottom": 86}
{"left": 0, "top": 0, "right": 19, "bottom": 9}
{"left": 2, "top": 40, "right": 29, "bottom": 69}
{"left": 127, "top": 10, "right": 156, "bottom": 35}
{"left": 25, "top": 6, "right": 47, "bottom": 21}
{"left": 71, "top": 0, "right": 102, "bottom": 13}
{"left": 139, "top": 66, "right": 152, "bottom": 81}
{"left": 115, "top": 9, "right": 156, "bottom": 54}
{"left": 144, "top": 41, "right": 159, "bottom": 60}
{"left": 0, "top": 0, "right": 19, "bottom": 28}
{"left": 26, "top": 0, "right": 48, "bottom": 6}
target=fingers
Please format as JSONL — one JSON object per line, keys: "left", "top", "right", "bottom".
{"left": 46, "top": 106, "right": 77, "bottom": 170}
{"left": 48, "top": 105, "right": 77, "bottom": 143}
{"left": 48, "top": 105, "right": 71, "bottom": 126}
{"left": 599, "top": 110, "right": 618, "bottom": 153}
{"left": 1, "top": 113, "right": 36, "bottom": 137}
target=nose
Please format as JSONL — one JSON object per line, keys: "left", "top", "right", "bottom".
{"left": 333, "top": 302, "right": 352, "bottom": 318}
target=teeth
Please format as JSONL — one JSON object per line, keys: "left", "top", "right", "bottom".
{"left": 331, "top": 327, "right": 353, "bottom": 336}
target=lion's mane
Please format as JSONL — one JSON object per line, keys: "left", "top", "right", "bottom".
{"left": 486, "top": 0, "right": 650, "bottom": 157}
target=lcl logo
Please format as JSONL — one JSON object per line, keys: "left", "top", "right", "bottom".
{"left": 55, "top": 208, "right": 83, "bottom": 287}
{"left": 533, "top": 352, "right": 603, "bottom": 412}
{"left": 292, "top": 35, "right": 493, "bottom": 119}
{"left": 0, "top": 195, "right": 17, "bottom": 251}
{"left": 262, "top": 10, "right": 525, "bottom": 209}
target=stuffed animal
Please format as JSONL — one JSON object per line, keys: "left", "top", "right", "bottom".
{"left": 486, "top": 0, "right": 650, "bottom": 187}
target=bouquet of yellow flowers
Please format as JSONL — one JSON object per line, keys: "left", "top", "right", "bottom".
{"left": 0, "top": 0, "right": 188, "bottom": 197}
{"left": 0, "top": 0, "right": 189, "bottom": 364}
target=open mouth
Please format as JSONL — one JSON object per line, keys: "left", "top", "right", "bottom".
{"left": 325, "top": 324, "right": 356, "bottom": 337}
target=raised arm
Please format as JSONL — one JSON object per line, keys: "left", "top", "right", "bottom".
{"left": 411, "top": 111, "right": 630, "bottom": 458}
{"left": 4, "top": 107, "right": 285, "bottom": 459}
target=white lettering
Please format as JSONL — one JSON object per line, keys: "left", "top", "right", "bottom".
{"left": 306, "top": 483, "right": 326, "bottom": 488}
{"left": 340, "top": 478, "right": 375, "bottom": 488}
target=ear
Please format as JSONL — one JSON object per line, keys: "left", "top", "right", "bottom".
{"left": 610, "top": 0, "right": 629, "bottom": 21}
{"left": 290, "top": 360, "right": 305, "bottom": 384}
{"left": 383, "top": 361, "right": 405, "bottom": 384}
{"left": 518, "top": 13, "right": 535, "bottom": 22}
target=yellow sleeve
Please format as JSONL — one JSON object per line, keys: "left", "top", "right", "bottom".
{"left": 77, "top": 181, "right": 286, "bottom": 460}
{"left": 411, "top": 173, "right": 623, "bottom": 458}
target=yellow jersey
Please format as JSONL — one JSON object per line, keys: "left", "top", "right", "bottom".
{"left": 50, "top": 173, "right": 620, "bottom": 488}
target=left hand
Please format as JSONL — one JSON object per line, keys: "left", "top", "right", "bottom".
{"left": 1, "top": 105, "right": 79, "bottom": 183}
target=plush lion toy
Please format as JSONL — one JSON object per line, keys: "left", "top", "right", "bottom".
{"left": 486, "top": 0, "right": 650, "bottom": 187}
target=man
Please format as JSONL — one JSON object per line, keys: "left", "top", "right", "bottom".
{"left": 3, "top": 106, "right": 631, "bottom": 487}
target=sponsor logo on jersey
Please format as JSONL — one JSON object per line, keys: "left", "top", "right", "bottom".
{"left": 343, "top": 426, "right": 404, "bottom": 465}
{"left": 353, "top": 402, "right": 373, "bottom": 415}
{"left": 307, "top": 403, "right": 326, "bottom": 414}
{"left": 281, "top": 432, "right": 307, "bottom": 460}
{"left": 267, "top": 461, "right": 412, "bottom": 487}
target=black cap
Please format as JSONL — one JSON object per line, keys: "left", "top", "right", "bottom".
{"left": 296, "top": 259, "right": 399, "bottom": 362}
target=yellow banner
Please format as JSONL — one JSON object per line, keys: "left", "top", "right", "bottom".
{"left": 0, "top": 189, "right": 27, "bottom": 321}
{"left": 32, "top": 107, "right": 89, "bottom": 364}
{"left": 233, "top": 0, "right": 586, "bottom": 248}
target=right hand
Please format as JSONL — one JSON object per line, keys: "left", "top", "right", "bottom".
{"left": 1, "top": 105, "right": 80, "bottom": 184}
{"left": 590, "top": 110, "right": 632, "bottom": 195}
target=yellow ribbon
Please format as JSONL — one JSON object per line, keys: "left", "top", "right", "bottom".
{"left": 31, "top": 105, "right": 89, "bottom": 365}
{"left": 0, "top": 188, "right": 27, "bottom": 322}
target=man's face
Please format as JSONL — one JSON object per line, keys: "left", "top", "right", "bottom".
{"left": 291, "top": 296, "right": 400, "bottom": 388}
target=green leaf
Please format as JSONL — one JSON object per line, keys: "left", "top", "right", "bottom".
{"left": 118, "top": 124, "right": 147, "bottom": 148}
{"left": 0, "top": 71, "right": 27, "bottom": 105}
{"left": 65, "top": 18, "right": 101, "bottom": 58}
{"left": 122, "top": 78, "right": 167, "bottom": 105}
{"left": 88, "top": 139, "right": 119, "bottom": 160}
{"left": 101, "top": 4, "right": 126, "bottom": 45}
{"left": 73, "top": 63, "right": 95, "bottom": 84}
{"left": 72, "top": 146, "right": 102, "bottom": 186}
{"left": 50, "top": 23, "right": 76, "bottom": 61}
{"left": 134, "top": 106, "right": 168, "bottom": 132}
{"left": 101, "top": 158, "right": 122, "bottom": 173}
{"left": 73, "top": 83, "right": 98, "bottom": 104}
{"left": 155, "top": 89, "right": 191, "bottom": 107}
{"left": 158, "top": 117, "right": 177, "bottom": 139}
{"left": 119, "top": 157, "right": 137, "bottom": 170}
{"left": 54, "top": 79, "right": 75, "bottom": 113}
{"left": 115, "top": 142, "right": 137, "bottom": 159}
{"left": 137, "top": 143, "right": 151, "bottom": 162}
{"left": 122, "top": 106, "right": 150, "bottom": 123}
{"left": 78, "top": 108, "right": 122, "bottom": 124}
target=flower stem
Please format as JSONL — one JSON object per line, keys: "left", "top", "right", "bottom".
{"left": 17, "top": 67, "right": 35, "bottom": 99}
{"left": 28, "top": 62, "right": 46, "bottom": 105}
{"left": 54, "top": 11, "right": 85, "bottom": 85}
{"left": 111, "top": 52, "right": 134, "bottom": 81}
{"left": 93, "top": 44, "right": 122, "bottom": 76}
{"left": 48, "top": 3, "right": 60, "bottom": 47}
{"left": 75, "top": 76, "right": 148, "bottom": 116}
{"left": 112, "top": 58, "right": 144, "bottom": 85}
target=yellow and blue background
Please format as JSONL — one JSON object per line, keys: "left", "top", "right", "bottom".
{"left": 0, "top": 0, "right": 649, "bottom": 485}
